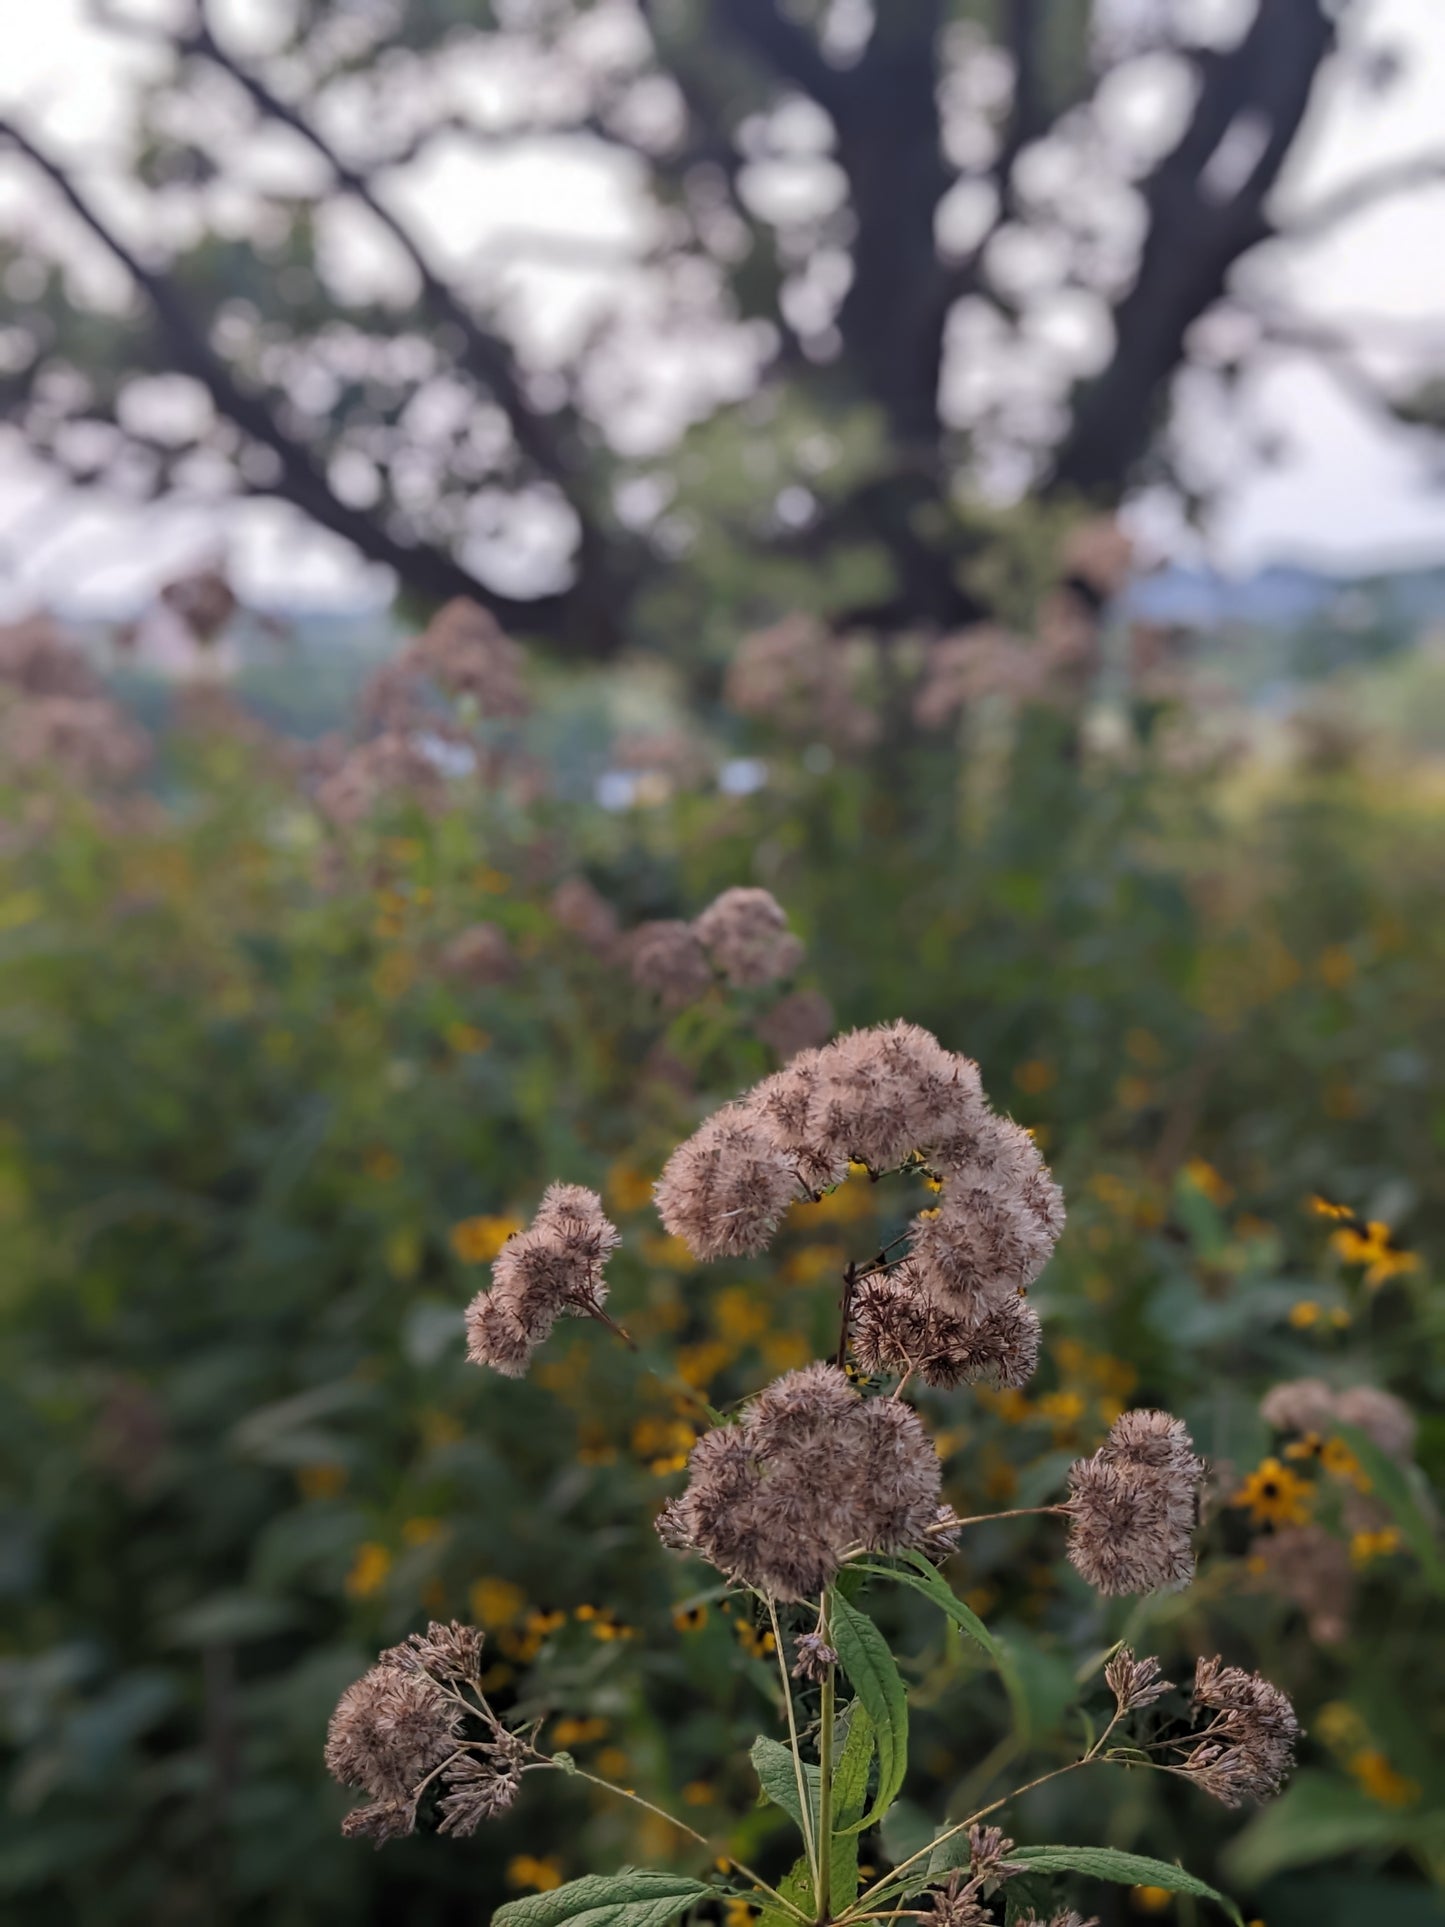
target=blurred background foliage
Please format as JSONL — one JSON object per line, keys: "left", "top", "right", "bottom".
{"left": 1, "top": 0, "right": 1444, "bottom": 1923}
{"left": 1, "top": 561, "right": 1442, "bottom": 1925}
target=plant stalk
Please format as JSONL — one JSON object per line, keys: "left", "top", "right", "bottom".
{"left": 816, "top": 1595, "right": 835, "bottom": 1923}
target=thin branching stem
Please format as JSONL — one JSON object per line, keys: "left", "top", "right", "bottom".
{"left": 769, "top": 1596, "right": 820, "bottom": 1890}
{"left": 816, "top": 1593, "right": 836, "bottom": 1922}
{"left": 925, "top": 1504, "right": 1068, "bottom": 1535}
{"left": 548, "top": 1762, "right": 809, "bottom": 1922}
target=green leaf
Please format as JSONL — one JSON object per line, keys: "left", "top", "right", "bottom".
{"left": 851, "top": 1553, "right": 1002, "bottom": 1662}
{"left": 491, "top": 1870, "right": 713, "bottom": 1927}
{"left": 751, "top": 1734, "right": 819, "bottom": 1837}
{"left": 757, "top": 1854, "right": 813, "bottom": 1927}
{"left": 826, "top": 1590, "right": 908, "bottom": 1832}
{"left": 1332, "top": 1424, "right": 1445, "bottom": 1592}
{"left": 1222, "top": 1770, "right": 1432, "bottom": 1887}
{"left": 1010, "top": 1846, "right": 1244, "bottom": 1925}
{"left": 828, "top": 1701, "right": 876, "bottom": 1907}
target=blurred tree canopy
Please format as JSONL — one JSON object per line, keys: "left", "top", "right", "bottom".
{"left": 2, "top": 0, "right": 1443, "bottom": 653}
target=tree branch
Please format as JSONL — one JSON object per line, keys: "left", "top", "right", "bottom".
{"left": 1274, "top": 150, "right": 1445, "bottom": 243}
{"left": 0, "top": 116, "right": 580, "bottom": 635}
{"left": 1050, "top": 1, "right": 1337, "bottom": 496}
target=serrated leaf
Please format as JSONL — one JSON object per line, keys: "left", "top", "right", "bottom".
{"left": 828, "top": 1701, "right": 876, "bottom": 1907}
{"left": 1011, "top": 1846, "right": 1243, "bottom": 1924}
{"left": 827, "top": 1590, "right": 908, "bottom": 1833}
{"left": 491, "top": 1869, "right": 712, "bottom": 1927}
{"left": 852, "top": 1552, "right": 1003, "bottom": 1662}
{"left": 751, "top": 1734, "right": 819, "bottom": 1837}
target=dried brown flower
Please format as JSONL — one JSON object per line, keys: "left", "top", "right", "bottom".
{"left": 726, "top": 615, "right": 879, "bottom": 751}
{"left": 325, "top": 1662, "right": 461, "bottom": 1804}
{"left": 438, "top": 922, "right": 517, "bottom": 986}
{"left": 408, "top": 599, "right": 529, "bottom": 716}
{"left": 754, "top": 987, "right": 834, "bottom": 1061}
{"left": 791, "top": 1631, "right": 839, "bottom": 1682}
{"left": 658, "top": 1364, "right": 941, "bottom": 1600}
{"left": 1104, "top": 1646, "right": 1175, "bottom": 1714}
{"left": 1065, "top": 1410, "right": 1203, "bottom": 1595}
{"left": 465, "top": 1184, "right": 620, "bottom": 1377}
{"left": 0, "top": 694, "right": 151, "bottom": 787}
{"left": 629, "top": 919, "right": 714, "bottom": 1010}
{"left": 652, "top": 1103, "right": 804, "bottom": 1260}
{"left": 1245, "top": 1526, "right": 1354, "bottom": 1645}
{"left": 1170, "top": 1657, "right": 1300, "bottom": 1806}
{"left": 693, "top": 887, "right": 804, "bottom": 988}
{"left": 851, "top": 1272, "right": 1041, "bottom": 1390}
{"left": 550, "top": 876, "right": 620, "bottom": 954}
{"left": 0, "top": 613, "right": 101, "bottom": 697}
{"left": 1262, "top": 1378, "right": 1416, "bottom": 1462}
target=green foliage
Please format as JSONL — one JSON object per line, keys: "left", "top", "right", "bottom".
{"left": 825, "top": 1595, "right": 909, "bottom": 1833}
{"left": 490, "top": 1870, "right": 713, "bottom": 1927}
{"left": 1008, "top": 1846, "right": 1244, "bottom": 1924}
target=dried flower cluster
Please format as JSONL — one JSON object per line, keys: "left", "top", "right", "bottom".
{"left": 465, "top": 1184, "right": 621, "bottom": 1378}
{"left": 920, "top": 1824, "right": 1028, "bottom": 1926}
{"left": 0, "top": 614, "right": 151, "bottom": 789}
{"left": 550, "top": 875, "right": 621, "bottom": 956}
{"left": 438, "top": 921, "right": 517, "bottom": 986}
{"left": 653, "top": 1021, "right": 1062, "bottom": 1394}
{"left": 1246, "top": 1524, "right": 1355, "bottom": 1645}
{"left": 629, "top": 886, "right": 807, "bottom": 1009}
{"left": 656, "top": 1362, "right": 942, "bottom": 1600}
{"left": 1169, "top": 1656, "right": 1302, "bottom": 1806}
{"left": 325, "top": 1621, "right": 527, "bottom": 1842}
{"left": 726, "top": 614, "right": 879, "bottom": 751}
{"left": 407, "top": 598, "right": 530, "bottom": 717}
{"left": 1261, "top": 1377, "right": 1416, "bottom": 1462}
{"left": 1104, "top": 1645, "right": 1174, "bottom": 1714}
{"left": 1065, "top": 1410, "right": 1204, "bottom": 1595}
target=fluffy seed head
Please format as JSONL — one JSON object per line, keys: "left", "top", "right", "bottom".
{"left": 1065, "top": 1411, "right": 1203, "bottom": 1595}
{"left": 465, "top": 1185, "right": 620, "bottom": 1377}
{"left": 1105, "top": 1647, "right": 1175, "bottom": 1714}
{"left": 629, "top": 919, "right": 714, "bottom": 1009}
{"left": 653, "top": 1102, "right": 804, "bottom": 1259}
{"left": 324, "top": 1663, "right": 461, "bottom": 1803}
{"left": 1173, "top": 1657, "right": 1300, "bottom": 1805}
{"left": 658, "top": 1365, "right": 941, "bottom": 1600}
{"left": 693, "top": 887, "right": 805, "bottom": 988}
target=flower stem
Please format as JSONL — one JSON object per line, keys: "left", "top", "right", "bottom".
{"left": 768, "top": 1596, "right": 820, "bottom": 1892}
{"left": 816, "top": 1595, "right": 835, "bottom": 1923}
{"left": 925, "top": 1504, "right": 1068, "bottom": 1535}
{"left": 548, "top": 1760, "right": 809, "bottom": 1922}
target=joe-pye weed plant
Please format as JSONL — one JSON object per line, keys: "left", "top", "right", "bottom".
{"left": 325, "top": 943, "right": 1300, "bottom": 1927}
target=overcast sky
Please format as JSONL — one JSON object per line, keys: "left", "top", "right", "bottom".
{"left": 2, "top": 0, "right": 1444, "bottom": 613}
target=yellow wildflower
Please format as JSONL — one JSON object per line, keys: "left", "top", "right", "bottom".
{"left": 1132, "top": 1887, "right": 1173, "bottom": 1913}
{"left": 682, "top": 1781, "right": 715, "bottom": 1806}
{"left": 450, "top": 1213, "right": 523, "bottom": 1263}
{"left": 1350, "top": 1527, "right": 1400, "bottom": 1568}
{"left": 469, "top": 1576, "right": 526, "bottom": 1627}
{"left": 1232, "top": 1458, "right": 1312, "bottom": 1529}
{"left": 362, "top": 1145, "right": 400, "bottom": 1183}
{"left": 1317, "top": 945, "right": 1356, "bottom": 989}
{"left": 344, "top": 1542, "right": 391, "bottom": 1599}
{"left": 401, "top": 1516, "right": 444, "bottom": 1547}
{"left": 672, "top": 1602, "right": 708, "bottom": 1632}
{"left": 1321, "top": 1436, "right": 1370, "bottom": 1491}
{"left": 606, "top": 1163, "right": 655, "bottom": 1215}
{"left": 1288, "top": 1301, "right": 1321, "bottom": 1329}
{"left": 1013, "top": 1058, "right": 1057, "bottom": 1094}
{"left": 1332, "top": 1220, "right": 1420, "bottom": 1290}
{"left": 507, "top": 1856, "right": 563, "bottom": 1892}
{"left": 1183, "top": 1158, "right": 1231, "bottom": 1205}
{"left": 1349, "top": 1749, "right": 1420, "bottom": 1808}
{"left": 296, "top": 1461, "right": 347, "bottom": 1501}
{"left": 1309, "top": 1193, "right": 1354, "bottom": 1221}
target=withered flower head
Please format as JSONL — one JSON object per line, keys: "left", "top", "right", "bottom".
{"left": 850, "top": 1273, "right": 1041, "bottom": 1391}
{"left": 629, "top": 919, "right": 714, "bottom": 1010}
{"left": 919, "top": 1874, "right": 992, "bottom": 1927}
{"left": 652, "top": 1102, "right": 804, "bottom": 1260}
{"left": 1261, "top": 1378, "right": 1416, "bottom": 1463}
{"left": 791, "top": 1631, "right": 839, "bottom": 1682}
{"left": 755, "top": 988, "right": 834, "bottom": 1062}
{"left": 550, "top": 876, "right": 620, "bottom": 953}
{"left": 693, "top": 886, "right": 805, "bottom": 988}
{"left": 1104, "top": 1646, "right": 1175, "bottom": 1714}
{"left": 438, "top": 922, "right": 517, "bottom": 986}
{"left": 1245, "top": 1524, "right": 1353, "bottom": 1645}
{"left": 1169, "top": 1657, "right": 1300, "bottom": 1806}
{"left": 386, "top": 1621, "right": 487, "bottom": 1684}
{"left": 325, "top": 1662, "right": 461, "bottom": 1804}
{"left": 967, "top": 1823, "right": 1026, "bottom": 1882}
{"left": 1014, "top": 1915, "right": 1098, "bottom": 1927}
{"left": 1065, "top": 1410, "right": 1203, "bottom": 1596}
{"left": 465, "top": 1183, "right": 620, "bottom": 1378}
{"left": 408, "top": 598, "right": 529, "bottom": 716}
{"left": 658, "top": 1364, "right": 941, "bottom": 1600}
